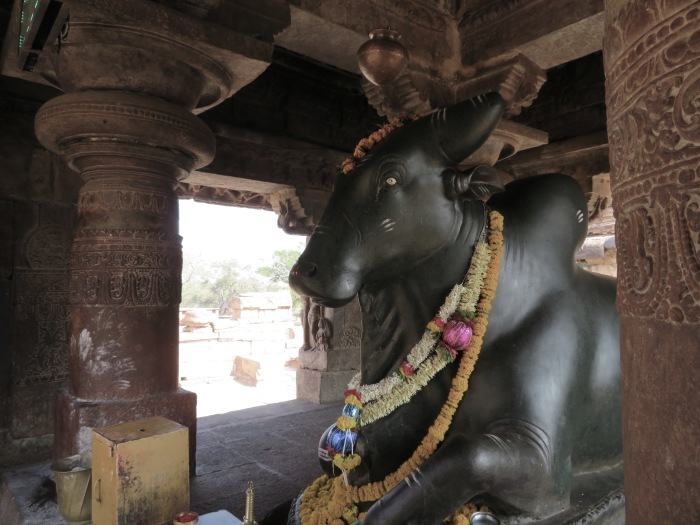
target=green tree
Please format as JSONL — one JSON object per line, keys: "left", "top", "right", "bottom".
{"left": 257, "top": 249, "right": 303, "bottom": 313}
{"left": 181, "top": 256, "right": 265, "bottom": 314}
{"left": 257, "top": 249, "right": 301, "bottom": 283}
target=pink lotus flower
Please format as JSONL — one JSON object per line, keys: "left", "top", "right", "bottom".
{"left": 442, "top": 319, "right": 473, "bottom": 352}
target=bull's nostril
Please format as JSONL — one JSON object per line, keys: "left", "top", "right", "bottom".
{"left": 307, "top": 264, "right": 318, "bottom": 277}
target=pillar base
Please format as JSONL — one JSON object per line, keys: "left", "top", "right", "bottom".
{"left": 296, "top": 368, "right": 355, "bottom": 404}
{"left": 54, "top": 387, "right": 197, "bottom": 474}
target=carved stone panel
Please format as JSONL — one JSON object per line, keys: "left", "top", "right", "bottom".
{"left": 12, "top": 203, "right": 74, "bottom": 388}
{"left": 604, "top": 1, "right": 700, "bottom": 522}
{"left": 70, "top": 229, "right": 182, "bottom": 308}
{"left": 606, "top": 2, "right": 700, "bottom": 324}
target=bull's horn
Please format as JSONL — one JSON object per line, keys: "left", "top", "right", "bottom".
{"left": 430, "top": 92, "right": 505, "bottom": 164}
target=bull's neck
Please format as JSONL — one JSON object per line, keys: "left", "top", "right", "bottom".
{"left": 357, "top": 202, "right": 486, "bottom": 384}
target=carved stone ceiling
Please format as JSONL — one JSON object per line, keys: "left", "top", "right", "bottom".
{"left": 0, "top": 0, "right": 610, "bottom": 229}
{"left": 196, "top": 0, "right": 608, "bottom": 225}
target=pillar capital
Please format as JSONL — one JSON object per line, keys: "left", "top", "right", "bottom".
{"left": 48, "top": 0, "right": 282, "bottom": 113}
{"left": 35, "top": 91, "right": 216, "bottom": 181}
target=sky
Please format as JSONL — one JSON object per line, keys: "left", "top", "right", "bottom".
{"left": 178, "top": 199, "right": 306, "bottom": 268}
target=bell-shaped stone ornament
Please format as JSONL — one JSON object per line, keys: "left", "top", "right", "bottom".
{"left": 357, "top": 29, "right": 409, "bottom": 86}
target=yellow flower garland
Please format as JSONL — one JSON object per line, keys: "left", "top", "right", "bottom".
{"left": 299, "top": 210, "right": 505, "bottom": 525}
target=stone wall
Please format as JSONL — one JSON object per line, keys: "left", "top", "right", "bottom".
{"left": 0, "top": 86, "right": 81, "bottom": 467}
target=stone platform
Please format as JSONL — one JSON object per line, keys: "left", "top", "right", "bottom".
{"left": 0, "top": 400, "right": 340, "bottom": 524}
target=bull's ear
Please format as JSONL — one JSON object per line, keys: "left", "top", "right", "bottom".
{"left": 447, "top": 165, "right": 505, "bottom": 201}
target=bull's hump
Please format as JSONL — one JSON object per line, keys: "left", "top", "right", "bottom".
{"left": 491, "top": 174, "right": 588, "bottom": 266}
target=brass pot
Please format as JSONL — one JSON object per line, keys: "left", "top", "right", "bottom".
{"left": 357, "top": 29, "right": 409, "bottom": 86}
{"left": 51, "top": 456, "right": 92, "bottom": 525}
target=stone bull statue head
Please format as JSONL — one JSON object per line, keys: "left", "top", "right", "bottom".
{"left": 291, "top": 93, "right": 507, "bottom": 309}
{"left": 281, "top": 93, "right": 622, "bottom": 525}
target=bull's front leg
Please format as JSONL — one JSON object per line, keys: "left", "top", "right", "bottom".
{"left": 358, "top": 422, "right": 566, "bottom": 525}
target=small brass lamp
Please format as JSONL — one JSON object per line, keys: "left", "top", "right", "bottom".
{"left": 243, "top": 482, "right": 259, "bottom": 525}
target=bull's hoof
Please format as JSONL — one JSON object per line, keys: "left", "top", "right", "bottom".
{"left": 501, "top": 464, "right": 624, "bottom": 525}
{"left": 260, "top": 497, "right": 294, "bottom": 525}
{"left": 281, "top": 466, "right": 623, "bottom": 525}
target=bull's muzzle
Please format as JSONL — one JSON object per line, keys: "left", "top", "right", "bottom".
{"left": 289, "top": 258, "right": 358, "bottom": 307}
{"left": 290, "top": 260, "right": 317, "bottom": 280}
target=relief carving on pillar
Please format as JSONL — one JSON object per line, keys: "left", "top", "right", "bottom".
{"left": 338, "top": 325, "right": 362, "bottom": 350}
{"left": 70, "top": 229, "right": 181, "bottom": 307}
{"left": 79, "top": 186, "right": 172, "bottom": 216}
{"left": 14, "top": 224, "right": 72, "bottom": 385}
{"left": 606, "top": 2, "right": 700, "bottom": 323}
{"left": 300, "top": 296, "right": 334, "bottom": 353}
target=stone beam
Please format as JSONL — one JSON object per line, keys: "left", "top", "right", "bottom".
{"left": 459, "top": 0, "right": 604, "bottom": 70}
{"left": 200, "top": 123, "right": 347, "bottom": 192}
{"left": 274, "top": 6, "right": 366, "bottom": 74}
{"left": 277, "top": 1, "right": 452, "bottom": 75}
{"left": 185, "top": 125, "right": 343, "bottom": 234}
{"left": 496, "top": 131, "right": 609, "bottom": 191}
{"left": 175, "top": 181, "right": 274, "bottom": 211}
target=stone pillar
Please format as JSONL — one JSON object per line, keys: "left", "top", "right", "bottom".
{"left": 604, "top": 1, "right": 700, "bottom": 522}
{"left": 296, "top": 298, "right": 362, "bottom": 404}
{"left": 30, "top": 0, "right": 288, "bottom": 467}
{"left": 36, "top": 91, "right": 213, "bottom": 464}
{"left": 269, "top": 188, "right": 363, "bottom": 403}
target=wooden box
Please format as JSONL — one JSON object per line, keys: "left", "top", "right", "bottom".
{"left": 92, "top": 417, "right": 190, "bottom": 525}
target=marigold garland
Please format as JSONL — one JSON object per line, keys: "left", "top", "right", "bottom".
{"left": 299, "top": 210, "right": 505, "bottom": 525}
{"left": 327, "top": 217, "right": 493, "bottom": 474}
{"left": 340, "top": 114, "right": 419, "bottom": 175}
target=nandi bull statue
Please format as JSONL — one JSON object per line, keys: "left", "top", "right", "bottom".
{"left": 274, "top": 93, "right": 623, "bottom": 525}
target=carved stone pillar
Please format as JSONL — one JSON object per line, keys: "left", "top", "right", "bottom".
{"left": 604, "top": 1, "right": 700, "bottom": 521}
{"left": 271, "top": 190, "right": 362, "bottom": 403}
{"left": 36, "top": 92, "right": 214, "bottom": 464}
{"left": 30, "top": 0, "right": 288, "bottom": 467}
{"left": 296, "top": 298, "right": 362, "bottom": 404}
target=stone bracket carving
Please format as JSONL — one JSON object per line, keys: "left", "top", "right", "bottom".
{"left": 362, "top": 54, "right": 546, "bottom": 122}
{"left": 455, "top": 54, "right": 547, "bottom": 116}
{"left": 270, "top": 187, "right": 331, "bottom": 236}
{"left": 361, "top": 70, "right": 433, "bottom": 118}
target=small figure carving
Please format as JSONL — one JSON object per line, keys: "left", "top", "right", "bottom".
{"left": 306, "top": 302, "right": 322, "bottom": 350}
{"left": 315, "top": 317, "right": 332, "bottom": 353}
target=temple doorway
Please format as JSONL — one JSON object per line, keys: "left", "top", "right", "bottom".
{"left": 178, "top": 200, "right": 306, "bottom": 417}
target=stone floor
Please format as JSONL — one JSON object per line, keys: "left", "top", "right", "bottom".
{"left": 0, "top": 399, "right": 340, "bottom": 524}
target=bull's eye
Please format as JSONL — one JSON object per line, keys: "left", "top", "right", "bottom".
{"left": 377, "top": 160, "right": 405, "bottom": 193}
